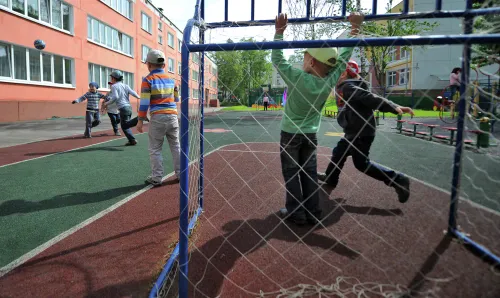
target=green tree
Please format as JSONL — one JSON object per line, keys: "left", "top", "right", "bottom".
{"left": 472, "top": 0, "right": 499, "bottom": 67}
{"left": 357, "top": 0, "right": 437, "bottom": 92}
{"left": 211, "top": 38, "right": 273, "bottom": 105}
{"left": 286, "top": 0, "right": 355, "bottom": 41}
{"left": 212, "top": 45, "right": 244, "bottom": 102}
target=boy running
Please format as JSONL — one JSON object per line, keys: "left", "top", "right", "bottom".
{"left": 72, "top": 82, "right": 106, "bottom": 138}
{"left": 273, "top": 12, "right": 364, "bottom": 225}
{"left": 136, "top": 50, "right": 181, "bottom": 186}
{"left": 104, "top": 70, "right": 141, "bottom": 146}
{"left": 101, "top": 81, "right": 121, "bottom": 136}
{"left": 318, "top": 60, "right": 413, "bottom": 203}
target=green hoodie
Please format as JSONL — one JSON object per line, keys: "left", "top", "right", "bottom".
{"left": 272, "top": 33, "right": 354, "bottom": 134}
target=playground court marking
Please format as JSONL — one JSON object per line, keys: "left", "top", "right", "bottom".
{"left": 204, "top": 128, "right": 233, "bottom": 133}
{"left": 325, "top": 132, "right": 345, "bottom": 137}
{"left": 1, "top": 141, "right": 498, "bottom": 278}
{"left": 0, "top": 133, "right": 146, "bottom": 169}
{"left": 0, "top": 143, "right": 235, "bottom": 278}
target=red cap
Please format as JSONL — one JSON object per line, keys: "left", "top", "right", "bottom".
{"left": 346, "top": 60, "right": 360, "bottom": 78}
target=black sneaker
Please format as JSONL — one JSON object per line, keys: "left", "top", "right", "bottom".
{"left": 317, "top": 172, "right": 337, "bottom": 188}
{"left": 393, "top": 175, "right": 410, "bottom": 203}
{"left": 278, "top": 208, "right": 307, "bottom": 226}
{"left": 125, "top": 140, "right": 137, "bottom": 146}
{"left": 307, "top": 212, "right": 323, "bottom": 226}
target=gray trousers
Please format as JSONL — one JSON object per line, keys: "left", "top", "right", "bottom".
{"left": 148, "top": 114, "right": 181, "bottom": 181}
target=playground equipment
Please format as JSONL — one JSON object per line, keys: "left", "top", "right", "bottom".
{"left": 148, "top": 1, "right": 500, "bottom": 297}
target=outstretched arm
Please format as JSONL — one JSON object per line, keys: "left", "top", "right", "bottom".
{"left": 72, "top": 94, "right": 87, "bottom": 104}
{"left": 272, "top": 14, "right": 314, "bottom": 89}
{"left": 326, "top": 13, "right": 364, "bottom": 88}
{"left": 127, "top": 85, "right": 140, "bottom": 99}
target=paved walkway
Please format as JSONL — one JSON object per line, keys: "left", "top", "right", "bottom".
{"left": 0, "top": 108, "right": 223, "bottom": 148}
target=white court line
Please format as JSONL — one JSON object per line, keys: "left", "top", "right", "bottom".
{"left": 0, "top": 133, "right": 146, "bottom": 169}
{"left": 1, "top": 142, "right": 498, "bottom": 278}
{"left": 0, "top": 143, "right": 234, "bottom": 278}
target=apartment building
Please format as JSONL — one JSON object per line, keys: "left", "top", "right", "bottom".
{"left": 0, "top": 0, "right": 218, "bottom": 122}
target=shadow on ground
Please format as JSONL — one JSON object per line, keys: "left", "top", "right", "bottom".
{"left": 0, "top": 184, "right": 144, "bottom": 216}
{"left": 189, "top": 197, "right": 402, "bottom": 297}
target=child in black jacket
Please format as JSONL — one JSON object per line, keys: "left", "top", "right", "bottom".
{"left": 318, "top": 61, "right": 414, "bottom": 203}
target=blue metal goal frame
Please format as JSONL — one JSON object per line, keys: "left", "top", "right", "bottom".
{"left": 149, "top": 0, "right": 500, "bottom": 297}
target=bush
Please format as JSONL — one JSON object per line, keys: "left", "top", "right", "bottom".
{"left": 387, "top": 94, "right": 435, "bottom": 110}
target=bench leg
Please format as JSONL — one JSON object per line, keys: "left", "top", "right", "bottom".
{"left": 450, "top": 131, "right": 455, "bottom": 145}
{"left": 413, "top": 125, "right": 417, "bottom": 137}
{"left": 429, "top": 127, "right": 434, "bottom": 141}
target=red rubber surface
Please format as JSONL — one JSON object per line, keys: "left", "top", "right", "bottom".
{"left": 0, "top": 143, "right": 498, "bottom": 298}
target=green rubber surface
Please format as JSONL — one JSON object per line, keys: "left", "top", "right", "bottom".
{"left": 0, "top": 111, "right": 498, "bottom": 268}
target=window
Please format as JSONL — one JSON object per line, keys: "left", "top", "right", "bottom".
{"left": 88, "top": 62, "right": 133, "bottom": 89}
{"left": 168, "top": 33, "right": 174, "bottom": 48}
{"left": 29, "top": 49, "right": 41, "bottom": 81}
{"left": 192, "top": 69, "right": 199, "bottom": 82}
{"left": 0, "top": 43, "right": 12, "bottom": 78}
{"left": 212, "top": 66, "right": 217, "bottom": 75}
{"left": 212, "top": 80, "right": 217, "bottom": 89}
{"left": 0, "top": 41, "right": 73, "bottom": 86}
{"left": 141, "top": 12, "right": 152, "bottom": 33}
{"left": 158, "top": 35, "right": 163, "bottom": 45}
{"left": 400, "top": 47, "right": 409, "bottom": 59}
{"left": 51, "top": 0, "right": 61, "bottom": 29}
{"left": 192, "top": 53, "right": 200, "bottom": 64}
{"left": 399, "top": 68, "right": 409, "bottom": 85}
{"left": 101, "top": 0, "right": 133, "bottom": 19}
{"left": 389, "top": 47, "right": 396, "bottom": 61}
{"left": 28, "top": 0, "right": 39, "bottom": 19}
{"left": 192, "top": 88, "right": 199, "bottom": 99}
{"left": 178, "top": 39, "right": 182, "bottom": 52}
{"left": 42, "top": 53, "right": 51, "bottom": 82}
{"left": 2, "top": 0, "right": 73, "bottom": 32}
{"left": 387, "top": 71, "right": 396, "bottom": 86}
{"left": 178, "top": 62, "right": 181, "bottom": 75}
{"left": 12, "top": 0, "right": 24, "bottom": 14}
{"left": 141, "top": 45, "right": 151, "bottom": 62}
{"left": 168, "top": 58, "right": 174, "bottom": 73}
{"left": 158, "top": 21, "right": 162, "bottom": 31}
{"left": 87, "top": 16, "right": 133, "bottom": 56}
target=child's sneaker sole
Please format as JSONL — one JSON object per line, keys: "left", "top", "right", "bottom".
{"left": 145, "top": 177, "right": 162, "bottom": 187}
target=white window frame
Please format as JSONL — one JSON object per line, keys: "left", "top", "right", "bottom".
{"left": 389, "top": 47, "right": 396, "bottom": 62}
{"left": 141, "top": 12, "right": 152, "bottom": 34}
{"left": 141, "top": 45, "right": 151, "bottom": 62}
{"left": 192, "top": 53, "right": 199, "bottom": 64}
{"left": 399, "top": 68, "right": 409, "bottom": 85}
{"left": 400, "top": 47, "right": 409, "bottom": 60}
{"left": 168, "top": 58, "right": 174, "bottom": 73}
{"left": 158, "top": 21, "right": 162, "bottom": 31}
{"left": 167, "top": 32, "right": 174, "bottom": 49}
{"left": 88, "top": 62, "right": 134, "bottom": 89}
{"left": 0, "top": 0, "right": 74, "bottom": 34}
{"left": 0, "top": 41, "right": 74, "bottom": 88}
{"left": 387, "top": 71, "right": 396, "bottom": 87}
{"left": 178, "top": 61, "right": 181, "bottom": 75}
{"left": 87, "top": 15, "right": 133, "bottom": 57}
{"left": 100, "top": 0, "right": 133, "bottom": 20}
{"left": 178, "top": 39, "right": 182, "bottom": 52}
{"left": 158, "top": 35, "right": 163, "bottom": 45}
{"left": 192, "top": 69, "right": 198, "bottom": 82}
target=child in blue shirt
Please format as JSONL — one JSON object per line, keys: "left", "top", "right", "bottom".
{"left": 72, "top": 82, "right": 107, "bottom": 138}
